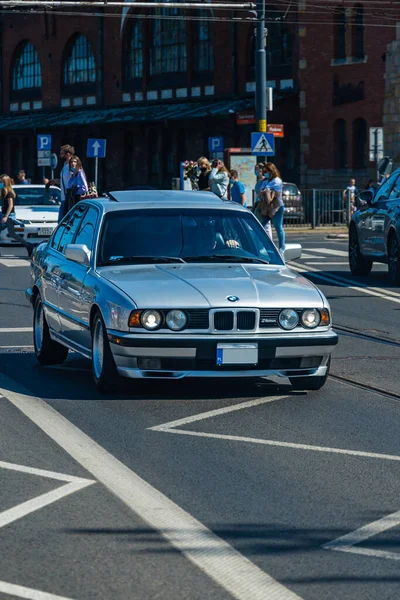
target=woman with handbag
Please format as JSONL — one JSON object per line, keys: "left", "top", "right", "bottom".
{"left": 66, "top": 156, "right": 89, "bottom": 212}
{"left": 260, "top": 162, "right": 285, "bottom": 252}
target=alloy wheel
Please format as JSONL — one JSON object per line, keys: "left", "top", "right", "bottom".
{"left": 93, "top": 318, "right": 104, "bottom": 380}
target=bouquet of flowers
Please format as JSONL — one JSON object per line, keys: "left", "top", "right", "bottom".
{"left": 183, "top": 160, "right": 199, "bottom": 190}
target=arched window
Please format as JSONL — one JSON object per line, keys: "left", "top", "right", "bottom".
{"left": 352, "top": 4, "right": 364, "bottom": 59}
{"left": 194, "top": 11, "right": 213, "bottom": 73}
{"left": 334, "top": 6, "right": 346, "bottom": 60}
{"left": 63, "top": 35, "right": 96, "bottom": 88}
{"left": 11, "top": 42, "right": 41, "bottom": 92}
{"left": 123, "top": 21, "right": 143, "bottom": 84}
{"left": 150, "top": 8, "right": 187, "bottom": 78}
{"left": 353, "top": 118, "right": 367, "bottom": 169}
{"left": 334, "top": 119, "right": 347, "bottom": 169}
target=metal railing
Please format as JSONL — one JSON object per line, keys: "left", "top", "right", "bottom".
{"left": 283, "top": 189, "right": 353, "bottom": 228}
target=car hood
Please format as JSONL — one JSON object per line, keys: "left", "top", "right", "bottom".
{"left": 99, "top": 263, "right": 325, "bottom": 308}
{"left": 14, "top": 206, "right": 59, "bottom": 221}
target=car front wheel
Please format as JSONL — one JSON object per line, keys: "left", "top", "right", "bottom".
{"left": 388, "top": 234, "right": 400, "bottom": 285}
{"left": 33, "top": 295, "right": 68, "bottom": 365}
{"left": 91, "top": 312, "right": 119, "bottom": 392}
{"left": 349, "top": 226, "right": 372, "bottom": 276}
{"left": 289, "top": 359, "right": 330, "bottom": 391}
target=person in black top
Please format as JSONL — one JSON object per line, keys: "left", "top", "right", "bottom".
{"left": 0, "top": 174, "right": 33, "bottom": 256}
{"left": 197, "top": 157, "right": 211, "bottom": 191}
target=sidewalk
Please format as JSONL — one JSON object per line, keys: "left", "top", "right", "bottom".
{"left": 284, "top": 226, "right": 348, "bottom": 238}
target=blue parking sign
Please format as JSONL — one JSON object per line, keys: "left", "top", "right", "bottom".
{"left": 37, "top": 134, "right": 52, "bottom": 151}
{"left": 208, "top": 137, "right": 224, "bottom": 153}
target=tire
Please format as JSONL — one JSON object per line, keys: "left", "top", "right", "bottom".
{"left": 33, "top": 295, "right": 69, "bottom": 365}
{"left": 289, "top": 359, "right": 330, "bottom": 391}
{"left": 388, "top": 234, "right": 400, "bottom": 285}
{"left": 91, "top": 312, "right": 119, "bottom": 392}
{"left": 349, "top": 226, "right": 372, "bottom": 276}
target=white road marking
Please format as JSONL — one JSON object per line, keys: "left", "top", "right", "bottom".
{"left": 324, "top": 508, "right": 400, "bottom": 562}
{"left": 0, "top": 580, "right": 75, "bottom": 600}
{"left": 156, "top": 428, "right": 400, "bottom": 463}
{"left": 298, "top": 252, "right": 315, "bottom": 259}
{"left": 292, "top": 263, "right": 400, "bottom": 305}
{"left": 149, "top": 396, "right": 289, "bottom": 431}
{"left": 0, "top": 374, "right": 303, "bottom": 600}
{"left": 306, "top": 262, "right": 348, "bottom": 266}
{"left": 0, "top": 345, "right": 34, "bottom": 349}
{"left": 0, "top": 480, "right": 94, "bottom": 530}
{"left": 0, "top": 460, "right": 94, "bottom": 483}
{"left": 0, "top": 327, "right": 32, "bottom": 333}
{"left": 306, "top": 248, "right": 348, "bottom": 257}
{"left": 0, "top": 259, "right": 29, "bottom": 267}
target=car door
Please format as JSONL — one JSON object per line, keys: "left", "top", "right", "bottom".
{"left": 57, "top": 205, "right": 99, "bottom": 351}
{"left": 40, "top": 217, "right": 72, "bottom": 333}
{"left": 358, "top": 173, "right": 398, "bottom": 256}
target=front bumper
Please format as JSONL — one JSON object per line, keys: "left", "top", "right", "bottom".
{"left": 0, "top": 223, "right": 56, "bottom": 245}
{"left": 108, "top": 330, "right": 338, "bottom": 380}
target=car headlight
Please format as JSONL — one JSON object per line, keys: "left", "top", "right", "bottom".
{"left": 301, "top": 309, "right": 321, "bottom": 328}
{"left": 278, "top": 309, "right": 299, "bottom": 330}
{"left": 166, "top": 309, "right": 187, "bottom": 331}
{"left": 140, "top": 309, "right": 162, "bottom": 330}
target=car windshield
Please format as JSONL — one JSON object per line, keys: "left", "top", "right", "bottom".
{"left": 14, "top": 187, "right": 61, "bottom": 206}
{"left": 283, "top": 185, "right": 298, "bottom": 196}
{"left": 97, "top": 208, "right": 283, "bottom": 267}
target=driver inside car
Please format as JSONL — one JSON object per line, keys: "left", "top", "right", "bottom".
{"left": 183, "top": 217, "right": 240, "bottom": 256}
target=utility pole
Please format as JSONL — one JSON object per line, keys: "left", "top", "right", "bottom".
{"left": 255, "top": 0, "right": 266, "bottom": 136}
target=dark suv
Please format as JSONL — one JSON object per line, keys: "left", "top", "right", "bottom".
{"left": 349, "top": 168, "right": 400, "bottom": 284}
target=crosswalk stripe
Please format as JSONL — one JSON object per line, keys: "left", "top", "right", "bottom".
{"left": 0, "top": 259, "right": 29, "bottom": 267}
{"left": 306, "top": 248, "right": 348, "bottom": 257}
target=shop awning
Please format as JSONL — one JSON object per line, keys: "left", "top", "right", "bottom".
{"left": 0, "top": 97, "right": 262, "bottom": 131}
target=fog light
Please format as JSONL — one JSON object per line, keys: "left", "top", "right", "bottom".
{"left": 137, "top": 358, "right": 162, "bottom": 370}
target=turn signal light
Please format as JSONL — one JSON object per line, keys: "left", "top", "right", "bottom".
{"left": 128, "top": 310, "right": 142, "bottom": 328}
{"left": 320, "top": 309, "right": 330, "bottom": 326}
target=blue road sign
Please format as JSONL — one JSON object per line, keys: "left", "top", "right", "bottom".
{"left": 251, "top": 132, "right": 275, "bottom": 156}
{"left": 37, "top": 134, "right": 52, "bottom": 151}
{"left": 208, "top": 137, "right": 224, "bottom": 153}
{"left": 87, "top": 138, "right": 106, "bottom": 158}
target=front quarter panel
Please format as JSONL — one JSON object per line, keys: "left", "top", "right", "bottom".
{"left": 90, "top": 271, "right": 137, "bottom": 332}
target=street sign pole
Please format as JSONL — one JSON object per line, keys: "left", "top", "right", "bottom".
{"left": 255, "top": 0, "right": 266, "bottom": 138}
{"left": 95, "top": 157, "right": 99, "bottom": 190}
{"left": 374, "top": 128, "right": 379, "bottom": 183}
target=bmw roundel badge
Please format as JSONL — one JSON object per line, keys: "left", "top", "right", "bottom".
{"left": 227, "top": 295, "right": 239, "bottom": 302}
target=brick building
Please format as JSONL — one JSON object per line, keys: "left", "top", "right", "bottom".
{"left": 0, "top": 3, "right": 299, "bottom": 191}
{"left": 0, "top": 2, "right": 397, "bottom": 190}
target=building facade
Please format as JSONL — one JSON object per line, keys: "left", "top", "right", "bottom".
{"left": 0, "top": 3, "right": 299, "bottom": 190}
{"left": 0, "top": 2, "right": 397, "bottom": 190}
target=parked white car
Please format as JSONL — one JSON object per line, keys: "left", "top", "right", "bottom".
{"left": 0, "top": 184, "right": 60, "bottom": 246}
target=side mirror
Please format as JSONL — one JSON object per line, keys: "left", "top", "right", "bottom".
{"left": 284, "top": 243, "right": 302, "bottom": 262}
{"left": 358, "top": 190, "right": 374, "bottom": 206}
{"left": 64, "top": 244, "right": 91, "bottom": 266}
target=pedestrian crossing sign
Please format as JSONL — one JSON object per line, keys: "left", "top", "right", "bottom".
{"left": 251, "top": 132, "right": 275, "bottom": 156}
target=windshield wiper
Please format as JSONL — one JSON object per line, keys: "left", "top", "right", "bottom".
{"left": 183, "top": 255, "right": 270, "bottom": 264}
{"left": 104, "top": 256, "right": 186, "bottom": 266}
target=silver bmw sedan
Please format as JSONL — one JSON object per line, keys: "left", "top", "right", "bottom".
{"left": 26, "top": 190, "right": 338, "bottom": 392}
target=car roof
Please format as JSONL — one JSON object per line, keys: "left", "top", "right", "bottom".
{"left": 13, "top": 184, "right": 60, "bottom": 190}
{"left": 92, "top": 190, "right": 249, "bottom": 212}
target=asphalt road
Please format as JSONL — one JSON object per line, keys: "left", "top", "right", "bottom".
{"left": 1, "top": 233, "right": 400, "bottom": 600}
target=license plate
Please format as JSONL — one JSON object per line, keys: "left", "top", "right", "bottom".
{"left": 38, "top": 227, "right": 53, "bottom": 236}
{"left": 216, "top": 343, "right": 258, "bottom": 365}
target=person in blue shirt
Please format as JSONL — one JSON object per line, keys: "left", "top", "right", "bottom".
{"left": 229, "top": 170, "right": 246, "bottom": 207}
{"left": 17, "top": 170, "right": 29, "bottom": 184}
